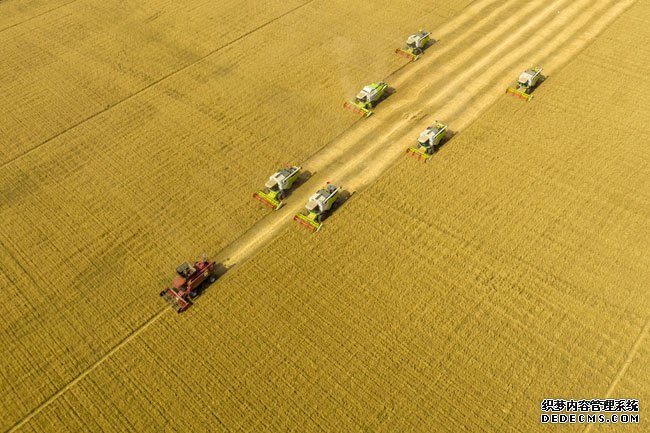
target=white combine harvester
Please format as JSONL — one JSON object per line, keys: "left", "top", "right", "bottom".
{"left": 506, "top": 66, "right": 543, "bottom": 101}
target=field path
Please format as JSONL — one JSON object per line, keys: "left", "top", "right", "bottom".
{"left": 5, "top": 308, "right": 168, "bottom": 433}
{"left": 581, "top": 317, "right": 650, "bottom": 433}
{"left": 5, "top": 0, "right": 638, "bottom": 430}
{"left": 0, "top": 0, "right": 78, "bottom": 34}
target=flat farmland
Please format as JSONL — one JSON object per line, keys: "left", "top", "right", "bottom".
{"left": 1, "top": 0, "right": 476, "bottom": 429}
{"left": 2, "top": 0, "right": 649, "bottom": 432}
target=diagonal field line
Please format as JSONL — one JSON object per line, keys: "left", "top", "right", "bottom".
{"left": 582, "top": 317, "right": 649, "bottom": 433}
{"left": 0, "top": 0, "right": 78, "bottom": 34}
{"left": 0, "top": 0, "right": 318, "bottom": 171}
{"left": 5, "top": 307, "right": 169, "bottom": 432}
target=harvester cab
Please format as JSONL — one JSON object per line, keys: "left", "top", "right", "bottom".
{"left": 396, "top": 30, "right": 431, "bottom": 61}
{"left": 506, "top": 66, "right": 543, "bottom": 101}
{"left": 293, "top": 184, "right": 341, "bottom": 232}
{"left": 160, "top": 257, "right": 217, "bottom": 313}
{"left": 253, "top": 166, "right": 301, "bottom": 210}
{"left": 343, "top": 82, "right": 389, "bottom": 117}
{"left": 176, "top": 262, "right": 195, "bottom": 278}
{"left": 406, "top": 121, "right": 448, "bottom": 161}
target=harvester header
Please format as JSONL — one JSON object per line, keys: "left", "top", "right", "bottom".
{"left": 293, "top": 184, "right": 341, "bottom": 232}
{"left": 395, "top": 29, "right": 432, "bottom": 61}
{"left": 406, "top": 121, "right": 448, "bottom": 161}
{"left": 506, "top": 66, "right": 543, "bottom": 101}
{"left": 343, "top": 82, "right": 389, "bottom": 117}
{"left": 253, "top": 166, "right": 302, "bottom": 210}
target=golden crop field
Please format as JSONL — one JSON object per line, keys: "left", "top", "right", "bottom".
{"left": 1, "top": 0, "right": 648, "bottom": 431}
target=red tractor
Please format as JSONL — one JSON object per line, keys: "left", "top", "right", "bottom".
{"left": 159, "top": 257, "right": 216, "bottom": 313}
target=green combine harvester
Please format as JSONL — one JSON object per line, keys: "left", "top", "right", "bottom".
{"left": 406, "top": 121, "right": 448, "bottom": 161}
{"left": 253, "top": 166, "right": 301, "bottom": 210}
{"left": 343, "top": 82, "right": 389, "bottom": 117}
{"left": 395, "top": 29, "right": 431, "bottom": 61}
{"left": 506, "top": 66, "right": 543, "bottom": 101}
{"left": 293, "top": 184, "right": 340, "bottom": 232}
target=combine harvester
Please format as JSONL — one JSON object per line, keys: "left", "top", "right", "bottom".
{"left": 343, "top": 82, "right": 389, "bottom": 117}
{"left": 506, "top": 66, "right": 543, "bottom": 101}
{"left": 395, "top": 29, "right": 432, "bottom": 61}
{"left": 253, "top": 166, "right": 301, "bottom": 210}
{"left": 160, "top": 256, "right": 216, "bottom": 313}
{"left": 406, "top": 121, "right": 448, "bottom": 161}
{"left": 293, "top": 183, "right": 340, "bottom": 232}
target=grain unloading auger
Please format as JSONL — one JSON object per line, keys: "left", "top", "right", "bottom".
{"left": 395, "top": 29, "right": 431, "bottom": 61}
{"left": 160, "top": 256, "right": 216, "bottom": 313}
{"left": 253, "top": 166, "right": 301, "bottom": 210}
{"left": 293, "top": 184, "right": 340, "bottom": 232}
{"left": 406, "top": 121, "right": 448, "bottom": 161}
{"left": 506, "top": 66, "right": 543, "bottom": 101}
{"left": 343, "top": 82, "right": 389, "bottom": 117}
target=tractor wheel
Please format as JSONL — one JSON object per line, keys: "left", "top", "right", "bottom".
{"left": 208, "top": 275, "right": 217, "bottom": 283}
{"left": 189, "top": 291, "right": 198, "bottom": 299}
{"left": 277, "top": 191, "right": 285, "bottom": 200}
{"left": 159, "top": 291, "right": 166, "bottom": 297}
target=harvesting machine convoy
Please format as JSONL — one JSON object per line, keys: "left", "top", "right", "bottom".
{"left": 160, "top": 256, "right": 216, "bottom": 313}
{"left": 406, "top": 121, "right": 448, "bottom": 161}
{"left": 293, "top": 184, "right": 340, "bottom": 232}
{"left": 343, "top": 82, "right": 389, "bottom": 117}
{"left": 395, "top": 29, "right": 432, "bottom": 61}
{"left": 253, "top": 166, "right": 301, "bottom": 210}
{"left": 506, "top": 66, "right": 543, "bottom": 101}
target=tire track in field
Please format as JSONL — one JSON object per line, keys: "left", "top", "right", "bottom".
{"left": 5, "top": 308, "right": 169, "bottom": 433}
{"left": 0, "top": 0, "right": 317, "bottom": 171}
{"left": 0, "top": 0, "right": 78, "bottom": 34}
{"left": 582, "top": 317, "right": 649, "bottom": 433}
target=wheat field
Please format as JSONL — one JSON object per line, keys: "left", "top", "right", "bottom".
{"left": 1, "top": 0, "right": 648, "bottom": 431}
